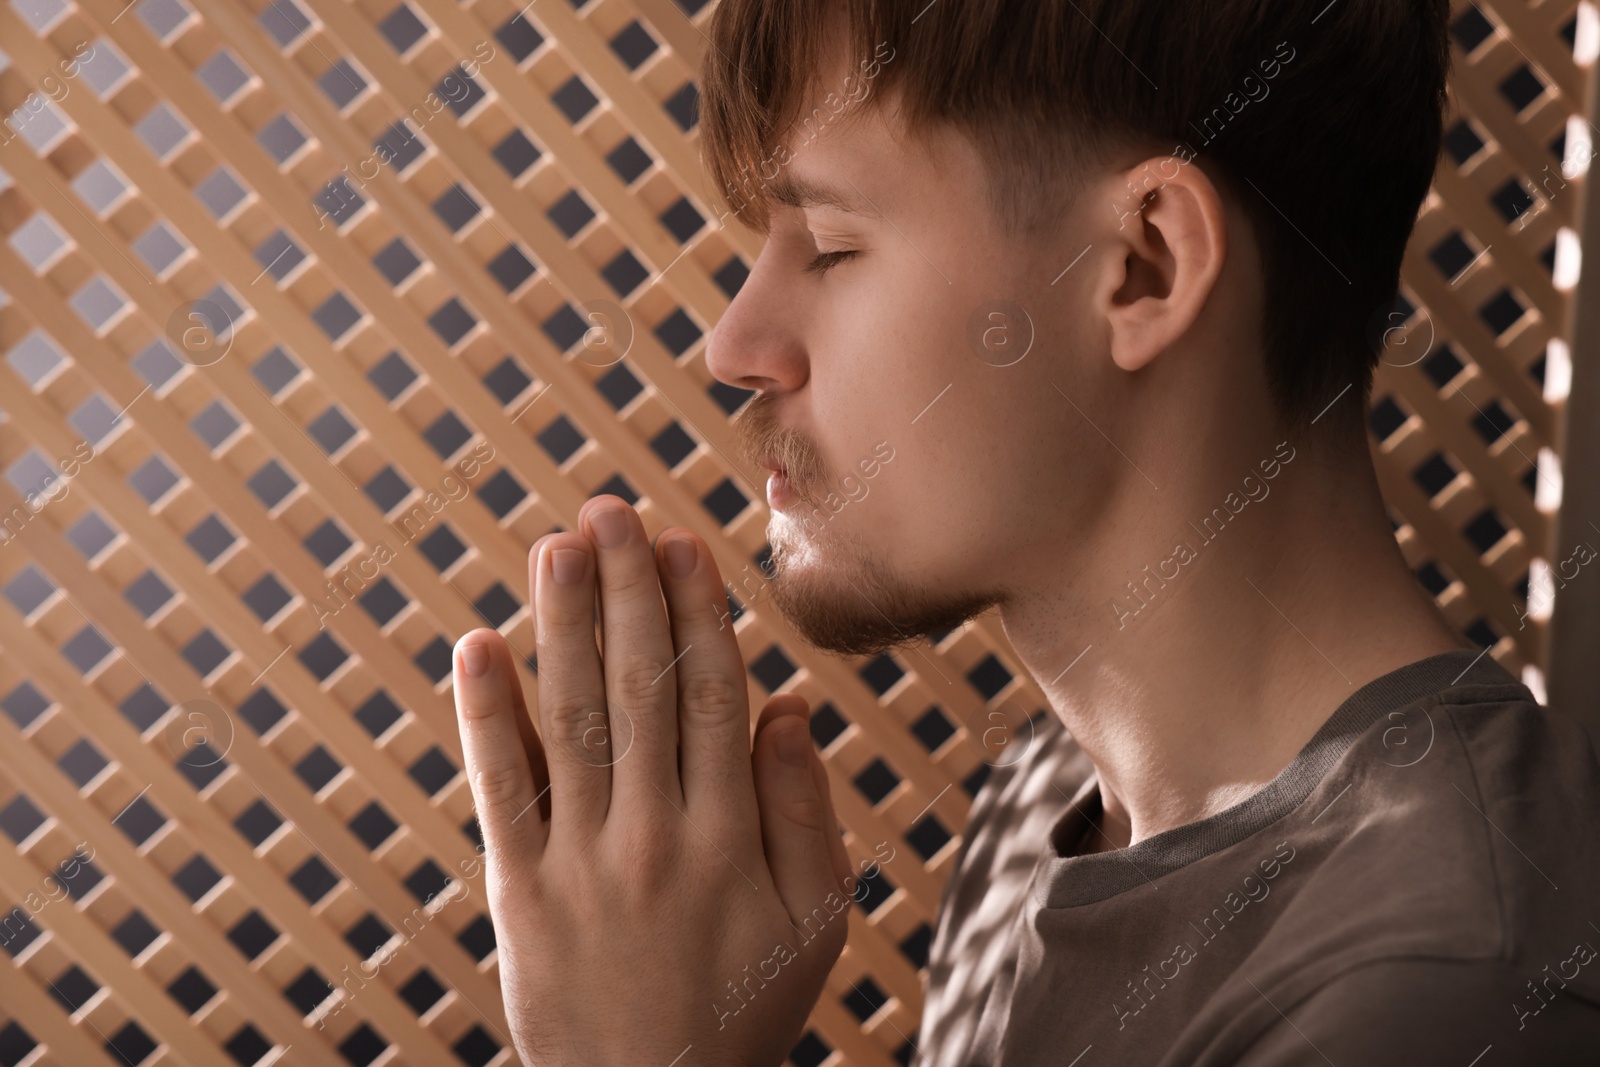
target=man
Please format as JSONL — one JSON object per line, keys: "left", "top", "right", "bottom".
{"left": 451, "top": 0, "right": 1600, "bottom": 1063}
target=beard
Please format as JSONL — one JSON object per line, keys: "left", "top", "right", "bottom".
{"left": 733, "top": 394, "right": 998, "bottom": 658}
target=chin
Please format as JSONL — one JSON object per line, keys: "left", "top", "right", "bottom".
{"left": 761, "top": 517, "right": 998, "bottom": 658}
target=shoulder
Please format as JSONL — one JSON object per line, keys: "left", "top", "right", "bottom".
{"left": 1427, "top": 686, "right": 1600, "bottom": 931}
{"left": 1231, "top": 956, "right": 1600, "bottom": 1066}
{"left": 1214, "top": 685, "right": 1600, "bottom": 1062}
{"left": 1279, "top": 680, "right": 1600, "bottom": 945}
{"left": 1435, "top": 679, "right": 1600, "bottom": 814}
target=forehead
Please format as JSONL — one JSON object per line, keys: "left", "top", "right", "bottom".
{"left": 761, "top": 69, "right": 953, "bottom": 225}
{"left": 763, "top": 93, "right": 992, "bottom": 240}
{"left": 765, "top": 169, "right": 877, "bottom": 218}
{"left": 748, "top": 17, "right": 911, "bottom": 208}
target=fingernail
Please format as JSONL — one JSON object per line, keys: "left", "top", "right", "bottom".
{"left": 460, "top": 640, "right": 491, "bottom": 678}
{"left": 663, "top": 537, "right": 697, "bottom": 579}
{"left": 552, "top": 548, "right": 587, "bottom": 584}
{"left": 588, "top": 507, "right": 629, "bottom": 548}
{"left": 776, "top": 720, "right": 810, "bottom": 768}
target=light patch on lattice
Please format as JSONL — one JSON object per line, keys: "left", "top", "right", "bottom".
{"left": 13, "top": 0, "right": 70, "bottom": 34}
{"left": 1576, "top": 2, "right": 1600, "bottom": 66}
{"left": 1535, "top": 446, "right": 1563, "bottom": 514}
{"left": 78, "top": 38, "right": 133, "bottom": 99}
{"left": 9, "top": 213, "right": 69, "bottom": 271}
{"left": 133, "top": 221, "right": 189, "bottom": 276}
{"left": 1563, "top": 115, "right": 1593, "bottom": 184}
{"left": 1543, "top": 337, "right": 1573, "bottom": 404}
{"left": 6, "top": 95, "right": 71, "bottom": 153}
{"left": 135, "top": 0, "right": 195, "bottom": 44}
{"left": 7, "top": 329, "right": 69, "bottom": 388}
{"left": 1554, "top": 226, "right": 1582, "bottom": 293}
{"left": 133, "top": 102, "right": 193, "bottom": 161}
{"left": 198, "top": 49, "right": 253, "bottom": 104}
{"left": 71, "top": 275, "right": 130, "bottom": 333}
{"left": 73, "top": 158, "right": 131, "bottom": 216}
{"left": 1527, "top": 559, "right": 1557, "bottom": 623}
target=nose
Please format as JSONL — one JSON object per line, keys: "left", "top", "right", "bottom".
{"left": 704, "top": 239, "right": 810, "bottom": 395}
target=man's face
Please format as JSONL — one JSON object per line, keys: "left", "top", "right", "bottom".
{"left": 710, "top": 55, "right": 1132, "bottom": 658}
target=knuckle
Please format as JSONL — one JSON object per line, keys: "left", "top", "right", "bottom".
{"left": 605, "top": 570, "right": 659, "bottom": 602}
{"left": 570, "top": 712, "right": 620, "bottom": 764}
{"left": 680, "top": 670, "right": 743, "bottom": 724}
{"left": 473, "top": 760, "right": 528, "bottom": 810}
{"left": 538, "top": 613, "right": 594, "bottom": 645}
{"left": 611, "top": 658, "right": 671, "bottom": 710}
{"left": 484, "top": 860, "right": 541, "bottom": 912}
{"left": 596, "top": 579, "right": 661, "bottom": 629}
{"left": 543, "top": 693, "right": 602, "bottom": 742}
{"left": 784, "top": 789, "right": 829, "bottom": 834}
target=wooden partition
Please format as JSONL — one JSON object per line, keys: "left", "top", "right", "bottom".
{"left": 0, "top": 1, "right": 1593, "bottom": 1064}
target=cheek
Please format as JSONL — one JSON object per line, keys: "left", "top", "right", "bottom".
{"left": 802, "top": 264, "right": 1054, "bottom": 543}
{"left": 828, "top": 436, "right": 952, "bottom": 541}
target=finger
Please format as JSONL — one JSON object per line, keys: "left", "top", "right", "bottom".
{"left": 654, "top": 528, "right": 759, "bottom": 841}
{"left": 452, "top": 629, "right": 546, "bottom": 876}
{"left": 752, "top": 698, "right": 845, "bottom": 941}
{"left": 494, "top": 540, "right": 553, "bottom": 816}
{"left": 755, "top": 695, "right": 850, "bottom": 893}
{"left": 508, "top": 652, "right": 552, "bottom": 826}
{"left": 811, "top": 738, "right": 852, "bottom": 893}
{"left": 578, "top": 496, "right": 681, "bottom": 821}
{"left": 531, "top": 533, "right": 611, "bottom": 847}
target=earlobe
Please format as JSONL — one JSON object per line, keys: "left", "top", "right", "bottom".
{"left": 1103, "top": 160, "right": 1229, "bottom": 375}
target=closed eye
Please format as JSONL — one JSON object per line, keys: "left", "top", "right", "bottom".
{"left": 805, "top": 249, "right": 858, "bottom": 275}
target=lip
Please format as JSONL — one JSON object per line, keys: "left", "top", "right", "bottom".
{"left": 766, "top": 470, "right": 795, "bottom": 510}
{"left": 756, "top": 454, "right": 794, "bottom": 508}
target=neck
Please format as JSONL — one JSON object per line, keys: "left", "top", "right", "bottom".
{"left": 998, "top": 423, "right": 1464, "bottom": 850}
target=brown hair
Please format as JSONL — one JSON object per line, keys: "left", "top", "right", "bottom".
{"left": 698, "top": 0, "right": 1452, "bottom": 439}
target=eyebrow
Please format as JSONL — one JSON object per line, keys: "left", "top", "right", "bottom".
{"left": 767, "top": 173, "right": 877, "bottom": 218}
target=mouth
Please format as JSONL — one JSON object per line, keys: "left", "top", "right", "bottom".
{"left": 757, "top": 455, "right": 797, "bottom": 510}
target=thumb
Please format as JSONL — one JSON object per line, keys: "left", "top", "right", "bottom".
{"left": 752, "top": 695, "right": 850, "bottom": 935}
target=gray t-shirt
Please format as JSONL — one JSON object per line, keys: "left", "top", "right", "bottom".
{"left": 917, "top": 648, "right": 1600, "bottom": 1065}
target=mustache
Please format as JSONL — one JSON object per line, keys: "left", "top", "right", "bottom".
{"left": 734, "top": 393, "right": 828, "bottom": 500}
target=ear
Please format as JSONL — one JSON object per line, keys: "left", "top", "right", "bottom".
{"left": 1103, "top": 157, "right": 1229, "bottom": 374}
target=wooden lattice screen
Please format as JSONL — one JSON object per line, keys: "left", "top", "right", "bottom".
{"left": 0, "top": 0, "right": 1592, "bottom": 1064}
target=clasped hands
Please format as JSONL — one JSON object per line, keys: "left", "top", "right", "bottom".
{"left": 450, "top": 495, "right": 854, "bottom": 1066}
